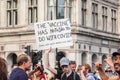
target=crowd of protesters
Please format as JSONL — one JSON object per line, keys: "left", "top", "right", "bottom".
{"left": 0, "top": 48, "right": 120, "bottom": 80}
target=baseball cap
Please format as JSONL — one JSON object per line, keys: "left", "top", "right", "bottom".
{"left": 60, "top": 57, "right": 70, "bottom": 67}
{"left": 112, "top": 49, "right": 120, "bottom": 57}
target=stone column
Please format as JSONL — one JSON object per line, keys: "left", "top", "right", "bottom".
{"left": 118, "top": 0, "right": 120, "bottom": 34}
{"left": 0, "top": 0, "right": 7, "bottom": 28}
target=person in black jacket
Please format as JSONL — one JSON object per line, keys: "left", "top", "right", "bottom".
{"left": 60, "top": 57, "right": 80, "bottom": 80}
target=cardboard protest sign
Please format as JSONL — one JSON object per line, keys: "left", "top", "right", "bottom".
{"left": 34, "top": 19, "right": 73, "bottom": 50}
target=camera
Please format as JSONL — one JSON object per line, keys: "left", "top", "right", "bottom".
{"left": 37, "top": 66, "right": 41, "bottom": 70}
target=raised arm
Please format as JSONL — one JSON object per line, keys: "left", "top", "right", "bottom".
{"left": 27, "top": 64, "right": 40, "bottom": 78}
{"left": 80, "top": 66, "right": 89, "bottom": 80}
{"left": 44, "top": 48, "right": 57, "bottom": 74}
{"left": 104, "top": 57, "right": 114, "bottom": 70}
{"left": 94, "top": 62, "right": 109, "bottom": 80}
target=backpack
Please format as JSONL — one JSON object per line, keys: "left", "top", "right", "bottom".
{"left": 61, "top": 72, "right": 76, "bottom": 80}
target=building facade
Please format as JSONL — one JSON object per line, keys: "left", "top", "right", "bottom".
{"left": 0, "top": 0, "right": 120, "bottom": 71}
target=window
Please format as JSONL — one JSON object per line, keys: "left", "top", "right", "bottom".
{"left": 48, "top": 0, "right": 54, "bottom": 20}
{"left": 7, "top": 0, "right": 18, "bottom": 27}
{"left": 102, "top": 6, "right": 107, "bottom": 31}
{"left": 56, "top": 0, "right": 65, "bottom": 19}
{"left": 111, "top": 9, "right": 116, "bottom": 33}
{"left": 81, "top": 0, "right": 87, "bottom": 26}
{"left": 92, "top": 3, "right": 98, "bottom": 29}
{"left": 28, "top": 0, "right": 38, "bottom": 23}
{"left": 48, "top": 0, "right": 72, "bottom": 20}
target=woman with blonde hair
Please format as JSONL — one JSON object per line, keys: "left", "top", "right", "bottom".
{"left": 80, "top": 64, "right": 95, "bottom": 80}
{"left": 0, "top": 57, "right": 8, "bottom": 80}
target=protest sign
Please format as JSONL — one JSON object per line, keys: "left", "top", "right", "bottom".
{"left": 34, "top": 19, "right": 73, "bottom": 50}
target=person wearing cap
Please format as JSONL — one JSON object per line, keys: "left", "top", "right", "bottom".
{"left": 60, "top": 57, "right": 80, "bottom": 80}
{"left": 94, "top": 49, "right": 120, "bottom": 80}
{"left": 44, "top": 48, "right": 81, "bottom": 80}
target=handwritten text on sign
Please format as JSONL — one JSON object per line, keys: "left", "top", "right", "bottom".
{"left": 34, "top": 19, "right": 73, "bottom": 50}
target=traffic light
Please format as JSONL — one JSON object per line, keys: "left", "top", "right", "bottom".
{"left": 32, "top": 51, "right": 42, "bottom": 68}
{"left": 56, "top": 51, "right": 65, "bottom": 61}
{"left": 37, "top": 51, "right": 42, "bottom": 60}
{"left": 32, "top": 52, "right": 38, "bottom": 64}
{"left": 24, "top": 45, "right": 31, "bottom": 55}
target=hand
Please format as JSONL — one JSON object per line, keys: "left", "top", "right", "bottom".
{"left": 104, "top": 57, "right": 114, "bottom": 68}
{"left": 34, "top": 64, "right": 41, "bottom": 72}
{"left": 93, "top": 62, "right": 102, "bottom": 70}
{"left": 80, "top": 66, "right": 85, "bottom": 73}
{"left": 45, "top": 48, "right": 51, "bottom": 54}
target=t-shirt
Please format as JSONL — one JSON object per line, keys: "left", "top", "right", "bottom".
{"left": 61, "top": 72, "right": 81, "bottom": 80}
{"left": 40, "top": 73, "right": 46, "bottom": 80}
{"left": 86, "top": 73, "right": 95, "bottom": 80}
{"left": 10, "top": 68, "right": 28, "bottom": 80}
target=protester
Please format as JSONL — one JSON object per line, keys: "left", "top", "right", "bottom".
{"left": 55, "top": 51, "right": 66, "bottom": 79}
{"left": 60, "top": 57, "right": 80, "bottom": 80}
{"left": 80, "top": 64, "right": 95, "bottom": 80}
{"left": 70, "top": 61, "right": 76, "bottom": 72}
{"left": 45, "top": 48, "right": 81, "bottom": 80}
{"left": 94, "top": 49, "right": 120, "bottom": 80}
{"left": 10, "top": 54, "right": 32, "bottom": 80}
{"left": 45, "top": 48, "right": 64, "bottom": 79}
{"left": 0, "top": 57, "right": 8, "bottom": 80}
{"left": 30, "top": 65, "right": 46, "bottom": 80}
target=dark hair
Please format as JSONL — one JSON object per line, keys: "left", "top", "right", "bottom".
{"left": 17, "top": 54, "right": 30, "bottom": 66}
{"left": 0, "top": 57, "right": 8, "bottom": 80}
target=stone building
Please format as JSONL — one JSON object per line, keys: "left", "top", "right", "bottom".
{"left": 0, "top": 0, "right": 120, "bottom": 71}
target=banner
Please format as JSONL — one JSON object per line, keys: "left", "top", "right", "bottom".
{"left": 34, "top": 19, "right": 73, "bottom": 50}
